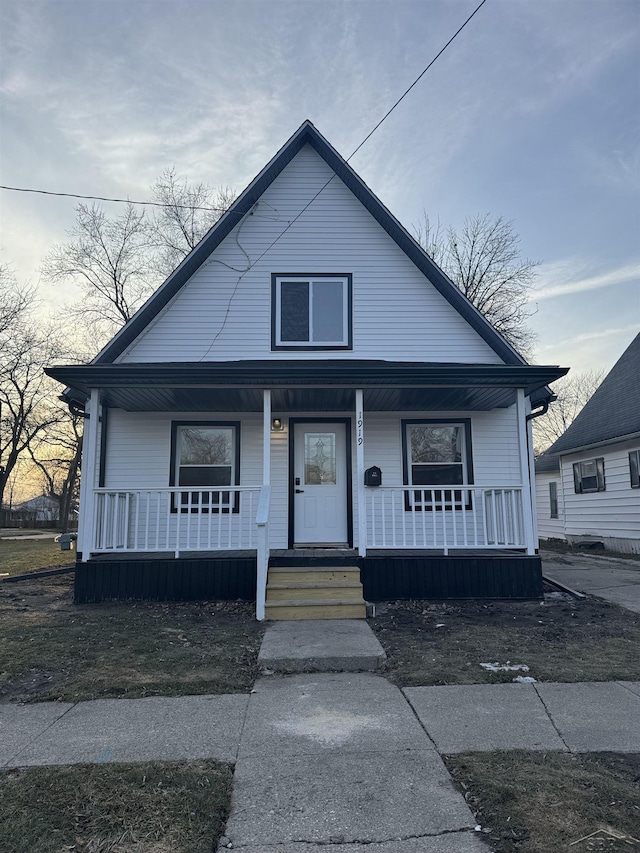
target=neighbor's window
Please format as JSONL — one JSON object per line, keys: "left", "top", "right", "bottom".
{"left": 549, "top": 481, "right": 558, "bottom": 518}
{"left": 272, "top": 274, "right": 352, "bottom": 349}
{"left": 170, "top": 422, "right": 240, "bottom": 511}
{"left": 630, "top": 450, "right": 640, "bottom": 489}
{"left": 402, "top": 420, "right": 473, "bottom": 509}
{"left": 573, "top": 458, "right": 605, "bottom": 494}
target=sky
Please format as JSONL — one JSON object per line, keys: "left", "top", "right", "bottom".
{"left": 1, "top": 0, "right": 639, "bottom": 375}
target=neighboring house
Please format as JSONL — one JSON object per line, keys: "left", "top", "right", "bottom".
{"left": 8, "top": 495, "right": 60, "bottom": 522}
{"left": 534, "top": 454, "right": 565, "bottom": 542}
{"left": 535, "top": 333, "right": 640, "bottom": 555}
{"left": 46, "top": 121, "right": 567, "bottom": 615}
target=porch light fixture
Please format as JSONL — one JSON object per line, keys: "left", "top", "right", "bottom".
{"left": 271, "top": 418, "right": 284, "bottom": 431}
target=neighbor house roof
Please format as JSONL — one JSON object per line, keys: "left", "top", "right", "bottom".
{"left": 91, "top": 120, "right": 531, "bottom": 368}
{"left": 534, "top": 453, "right": 560, "bottom": 474}
{"left": 546, "top": 332, "right": 640, "bottom": 456}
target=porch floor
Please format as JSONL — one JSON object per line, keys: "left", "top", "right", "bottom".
{"left": 89, "top": 547, "right": 527, "bottom": 561}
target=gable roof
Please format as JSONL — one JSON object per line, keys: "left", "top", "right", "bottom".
{"left": 94, "top": 120, "right": 529, "bottom": 367}
{"left": 546, "top": 332, "right": 640, "bottom": 455}
{"left": 534, "top": 453, "right": 560, "bottom": 474}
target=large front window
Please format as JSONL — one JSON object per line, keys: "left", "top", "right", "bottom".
{"left": 170, "top": 422, "right": 240, "bottom": 511}
{"left": 402, "top": 420, "right": 473, "bottom": 509}
{"left": 272, "top": 274, "right": 352, "bottom": 349}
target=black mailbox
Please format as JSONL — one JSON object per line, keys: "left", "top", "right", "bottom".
{"left": 364, "top": 466, "right": 382, "bottom": 487}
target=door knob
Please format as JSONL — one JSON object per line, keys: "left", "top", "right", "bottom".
{"left": 295, "top": 489, "right": 305, "bottom": 493}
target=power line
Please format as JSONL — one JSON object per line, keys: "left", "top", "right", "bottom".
{"left": 0, "top": 184, "right": 227, "bottom": 212}
{"left": 200, "top": 0, "right": 487, "bottom": 357}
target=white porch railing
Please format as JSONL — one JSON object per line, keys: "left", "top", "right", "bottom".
{"left": 93, "top": 487, "right": 262, "bottom": 555}
{"left": 366, "top": 486, "right": 525, "bottom": 551}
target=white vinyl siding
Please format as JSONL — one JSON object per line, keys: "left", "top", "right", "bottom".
{"left": 118, "top": 146, "right": 503, "bottom": 365}
{"left": 560, "top": 439, "right": 640, "bottom": 553}
{"left": 102, "top": 405, "right": 522, "bottom": 550}
{"left": 535, "top": 472, "right": 566, "bottom": 541}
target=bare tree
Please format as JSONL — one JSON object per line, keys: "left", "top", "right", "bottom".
{"left": 43, "top": 202, "right": 153, "bottom": 341}
{"left": 147, "top": 168, "right": 236, "bottom": 278}
{"left": 0, "top": 264, "right": 35, "bottom": 339}
{"left": 532, "top": 369, "right": 605, "bottom": 455}
{"left": 28, "top": 409, "right": 83, "bottom": 530}
{"left": 416, "top": 213, "right": 539, "bottom": 357}
{"left": 0, "top": 321, "right": 64, "bottom": 511}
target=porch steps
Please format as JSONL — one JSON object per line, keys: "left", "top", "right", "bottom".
{"left": 265, "top": 566, "right": 366, "bottom": 620}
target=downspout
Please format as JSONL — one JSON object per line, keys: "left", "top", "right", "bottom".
{"left": 525, "top": 399, "right": 551, "bottom": 422}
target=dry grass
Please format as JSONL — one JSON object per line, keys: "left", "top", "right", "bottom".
{"left": 446, "top": 751, "right": 640, "bottom": 852}
{"left": 0, "top": 575, "right": 264, "bottom": 703}
{"left": 0, "top": 537, "right": 74, "bottom": 577}
{"left": 370, "top": 596, "right": 640, "bottom": 686}
{"left": 0, "top": 760, "right": 232, "bottom": 853}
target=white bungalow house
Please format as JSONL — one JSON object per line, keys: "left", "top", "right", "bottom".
{"left": 535, "top": 332, "right": 640, "bottom": 555}
{"left": 46, "top": 121, "right": 567, "bottom": 617}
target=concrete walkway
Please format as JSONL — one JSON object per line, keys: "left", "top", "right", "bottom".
{"left": 3, "top": 613, "right": 640, "bottom": 850}
{"left": 541, "top": 548, "right": 640, "bottom": 613}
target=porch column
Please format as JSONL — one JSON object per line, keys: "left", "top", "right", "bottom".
{"left": 262, "top": 389, "right": 271, "bottom": 485}
{"left": 516, "top": 388, "right": 536, "bottom": 555}
{"left": 355, "top": 389, "right": 367, "bottom": 557}
{"left": 526, "top": 398, "right": 540, "bottom": 547}
{"left": 77, "top": 388, "right": 101, "bottom": 560}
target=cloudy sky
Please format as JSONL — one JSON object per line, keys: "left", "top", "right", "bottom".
{"left": 1, "top": 0, "right": 638, "bottom": 373}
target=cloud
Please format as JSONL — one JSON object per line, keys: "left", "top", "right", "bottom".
{"left": 532, "top": 260, "right": 640, "bottom": 301}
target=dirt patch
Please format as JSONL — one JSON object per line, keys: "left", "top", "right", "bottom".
{"left": 445, "top": 751, "right": 640, "bottom": 852}
{"left": 369, "top": 594, "right": 640, "bottom": 686}
{"left": 0, "top": 574, "right": 264, "bottom": 703}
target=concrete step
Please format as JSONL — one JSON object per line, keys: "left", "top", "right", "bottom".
{"left": 257, "top": 619, "right": 387, "bottom": 672}
{"left": 265, "top": 598, "right": 367, "bottom": 621}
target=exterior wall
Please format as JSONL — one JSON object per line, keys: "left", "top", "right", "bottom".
{"left": 118, "top": 146, "right": 502, "bottom": 366}
{"left": 101, "top": 404, "right": 521, "bottom": 550}
{"left": 535, "top": 471, "right": 566, "bottom": 541}
{"left": 560, "top": 438, "right": 640, "bottom": 554}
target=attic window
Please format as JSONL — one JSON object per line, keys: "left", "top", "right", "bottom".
{"left": 272, "top": 274, "right": 352, "bottom": 350}
{"left": 573, "top": 458, "right": 605, "bottom": 494}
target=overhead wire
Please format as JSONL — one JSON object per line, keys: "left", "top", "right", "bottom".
{"left": 199, "top": 0, "right": 488, "bottom": 357}
{"left": 0, "top": 184, "right": 228, "bottom": 212}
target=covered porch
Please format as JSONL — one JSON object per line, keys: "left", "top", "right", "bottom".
{"left": 47, "top": 359, "right": 567, "bottom": 615}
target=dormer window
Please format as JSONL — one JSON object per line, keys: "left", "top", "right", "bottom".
{"left": 271, "top": 274, "right": 352, "bottom": 350}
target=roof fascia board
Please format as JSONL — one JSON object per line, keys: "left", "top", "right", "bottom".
{"left": 93, "top": 121, "right": 528, "bottom": 366}
{"left": 556, "top": 430, "right": 640, "bottom": 458}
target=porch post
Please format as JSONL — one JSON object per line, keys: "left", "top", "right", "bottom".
{"left": 516, "top": 388, "right": 536, "bottom": 555}
{"left": 262, "top": 389, "right": 271, "bottom": 485}
{"left": 355, "top": 389, "right": 367, "bottom": 557}
{"left": 77, "top": 388, "right": 101, "bottom": 560}
{"left": 526, "top": 398, "right": 539, "bottom": 547}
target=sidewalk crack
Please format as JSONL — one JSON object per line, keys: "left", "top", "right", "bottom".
{"left": 533, "top": 685, "right": 570, "bottom": 751}
{"left": 5, "top": 700, "right": 79, "bottom": 767}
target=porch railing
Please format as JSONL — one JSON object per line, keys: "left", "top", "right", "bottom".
{"left": 366, "top": 486, "right": 525, "bottom": 551}
{"left": 93, "top": 487, "right": 262, "bottom": 555}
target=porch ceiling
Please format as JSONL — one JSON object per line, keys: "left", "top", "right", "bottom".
{"left": 46, "top": 359, "right": 568, "bottom": 413}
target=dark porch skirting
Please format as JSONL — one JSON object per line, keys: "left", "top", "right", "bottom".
{"left": 360, "top": 554, "right": 543, "bottom": 600}
{"left": 74, "top": 555, "right": 256, "bottom": 604}
{"left": 74, "top": 551, "right": 542, "bottom": 603}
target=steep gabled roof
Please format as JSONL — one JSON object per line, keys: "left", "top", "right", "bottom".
{"left": 94, "top": 120, "right": 528, "bottom": 366}
{"left": 547, "top": 333, "right": 640, "bottom": 455}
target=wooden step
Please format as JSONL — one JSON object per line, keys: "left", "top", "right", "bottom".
{"left": 268, "top": 568, "right": 360, "bottom": 584}
{"left": 265, "top": 565, "right": 365, "bottom": 619}
{"left": 265, "top": 598, "right": 367, "bottom": 620}
{"left": 267, "top": 581, "right": 364, "bottom": 601}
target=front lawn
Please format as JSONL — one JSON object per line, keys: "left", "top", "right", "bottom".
{"left": 370, "top": 595, "right": 640, "bottom": 685}
{"left": 0, "top": 574, "right": 264, "bottom": 703}
{"left": 0, "top": 537, "right": 74, "bottom": 577}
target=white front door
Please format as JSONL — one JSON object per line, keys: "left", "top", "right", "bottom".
{"left": 293, "top": 421, "right": 349, "bottom": 546}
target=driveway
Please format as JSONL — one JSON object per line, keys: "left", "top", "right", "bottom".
{"left": 541, "top": 548, "right": 640, "bottom": 614}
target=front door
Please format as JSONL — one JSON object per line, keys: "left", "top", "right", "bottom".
{"left": 292, "top": 421, "right": 350, "bottom": 546}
